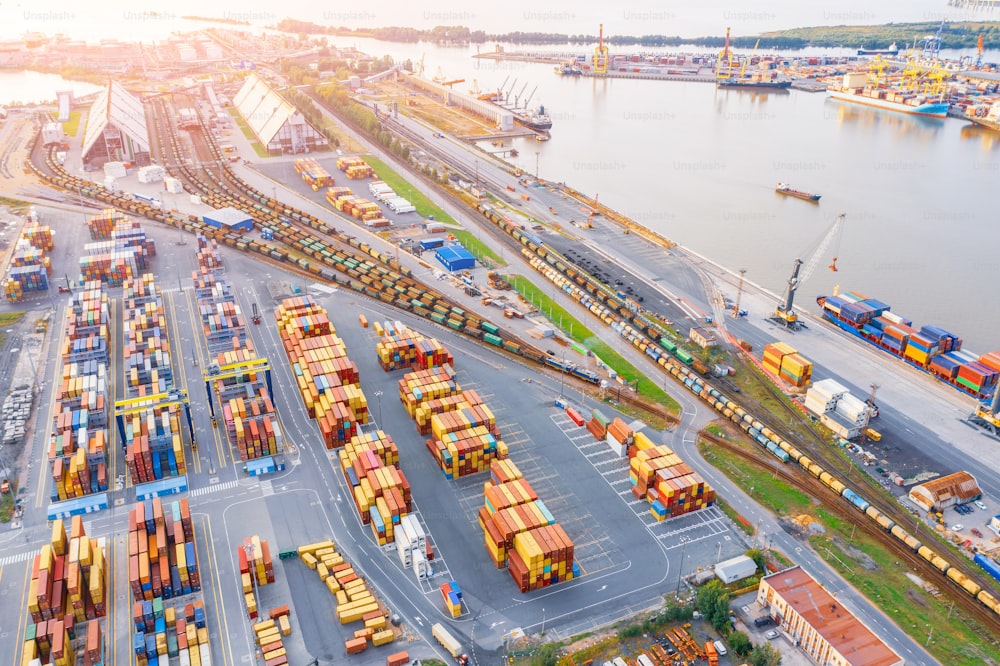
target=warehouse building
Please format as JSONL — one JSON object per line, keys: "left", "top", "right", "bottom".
{"left": 714, "top": 555, "right": 757, "bottom": 584}
{"left": 689, "top": 326, "right": 717, "bottom": 349}
{"left": 202, "top": 207, "right": 253, "bottom": 233}
{"left": 757, "top": 566, "right": 903, "bottom": 666}
{"left": 81, "top": 80, "right": 150, "bottom": 168}
{"left": 232, "top": 73, "right": 327, "bottom": 155}
{"left": 434, "top": 245, "right": 476, "bottom": 272}
{"left": 401, "top": 72, "right": 515, "bottom": 131}
{"left": 909, "top": 471, "right": 982, "bottom": 512}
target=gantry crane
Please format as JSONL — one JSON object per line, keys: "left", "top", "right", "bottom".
{"left": 919, "top": 20, "right": 945, "bottom": 60}
{"left": 593, "top": 24, "right": 610, "bottom": 75}
{"left": 202, "top": 357, "right": 273, "bottom": 423}
{"left": 114, "top": 389, "right": 195, "bottom": 452}
{"left": 716, "top": 27, "right": 735, "bottom": 80}
{"left": 970, "top": 387, "right": 1000, "bottom": 437}
{"left": 772, "top": 213, "right": 846, "bottom": 329}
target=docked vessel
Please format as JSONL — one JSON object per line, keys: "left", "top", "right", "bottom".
{"left": 816, "top": 291, "right": 999, "bottom": 400}
{"left": 718, "top": 76, "right": 791, "bottom": 90}
{"left": 857, "top": 43, "right": 899, "bottom": 56}
{"left": 775, "top": 183, "right": 820, "bottom": 201}
{"left": 827, "top": 69, "right": 950, "bottom": 118}
{"left": 554, "top": 63, "right": 582, "bottom": 76}
{"left": 965, "top": 100, "right": 1000, "bottom": 131}
{"left": 515, "top": 105, "right": 553, "bottom": 131}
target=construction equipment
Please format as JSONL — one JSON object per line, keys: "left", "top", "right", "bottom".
{"left": 252, "top": 302, "right": 261, "bottom": 325}
{"left": 969, "top": 386, "right": 1000, "bottom": 436}
{"left": 731, "top": 268, "right": 747, "bottom": 318}
{"left": 771, "top": 213, "right": 845, "bottom": 329}
{"left": 592, "top": 24, "right": 610, "bottom": 75}
{"left": 716, "top": 27, "right": 736, "bottom": 80}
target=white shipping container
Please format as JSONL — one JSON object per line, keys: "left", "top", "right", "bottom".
{"left": 190, "top": 194, "right": 202, "bottom": 205}
{"left": 399, "top": 516, "right": 418, "bottom": 550}
{"left": 104, "top": 161, "right": 127, "bottom": 178}
{"left": 882, "top": 311, "right": 904, "bottom": 325}
{"left": 606, "top": 431, "right": 625, "bottom": 458}
{"left": 802, "top": 395, "right": 834, "bottom": 416}
{"left": 413, "top": 550, "right": 429, "bottom": 580}
{"left": 103, "top": 176, "right": 118, "bottom": 192}
{"left": 165, "top": 177, "right": 184, "bottom": 194}
{"left": 179, "top": 649, "right": 191, "bottom": 666}
{"left": 406, "top": 514, "right": 426, "bottom": 548}
{"left": 200, "top": 643, "right": 212, "bottom": 666}
{"left": 397, "top": 536, "right": 412, "bottom": 568}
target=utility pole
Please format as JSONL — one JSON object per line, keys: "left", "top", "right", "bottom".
{"left": 732, "top": 268, "right": 746, "bottom": 318}
{"left": 534, "top": 152, "right": 539, "bottom": 180}
{"left": 859, "top": 383, "right": 879, "bottom": 445}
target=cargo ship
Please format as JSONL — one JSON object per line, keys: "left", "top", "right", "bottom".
{"left": 775, "top": 183, "right": 821, "bottom": 201}
{"left": 857, "top": 43, "right": 899, "bottom": 56}
{"left": 554, "top": 63, "right": 582, "bottom": 76}
{"left": 816, "top": 291, "right": 1000, "bottom": 400}
{"left": 717, "top": 75, "right": 791, "bottom": 90}
{"left": 515, "top": 105, "right": 553, "bottom": 131}
{"left": 827, "top": 72, "right": 950, "bottom": 118}
{"left": 965, "top": 100, "right": 1000, "bottom": 131}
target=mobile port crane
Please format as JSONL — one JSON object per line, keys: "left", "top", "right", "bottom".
{"left": 771, "top": 213, "right": 845, "bottom": 329}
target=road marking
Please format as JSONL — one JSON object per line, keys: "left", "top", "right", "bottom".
{"left": 0, "top": 549, "right": 35, "bottom": 567}
{"left": 189, "top": 479, "right": 240, "bottom": 496}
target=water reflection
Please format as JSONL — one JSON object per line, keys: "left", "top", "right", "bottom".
{"left": 824, "top": 98, "right": 944, "bottom": 139}
{"left": 959, "top": 123, "right": 1000, "bottom": 151}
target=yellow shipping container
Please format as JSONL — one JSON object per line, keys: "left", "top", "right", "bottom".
{"left": 338, "top": 603, "right": 381, "bottom": 624}
{"left": 263, "top": 648, "right": 287, "bottom": 662}
{"left": 336, "top": 590, "right": 349, "bottom": 605}
{"left": 325, "top": 577, "right": 341, "bottom": 594}
{"left": 253, "top": 619, "right": 276, "bottom": 634}
{"left": 279, "top": 614, "right": 292, "bottom": 637}
{"left": 197, "top": 627, "right": 209, "bottom": 645}
{"left": 297, "top": 540, "right": 336, "bottom": 557}
{"left": 372, "top": 629, "right": 395, "bottom": 646}
{"left": 365, "top": 616, "right": 387, "bottom": 631}
{"left": 301, "top": 552, "right": 317, "bottom": 570}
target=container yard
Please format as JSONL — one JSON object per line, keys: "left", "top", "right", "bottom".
{"left": 294, "top": 157, "right": 335, "bottom": 191}
{"left": 628, "top": 431, "right": 716, "bottom": 519}
{"left": 817, "top": 291, "right": 1000, "bottom": 400}
{"left": 126, "top": 498, "right": 213, "bottom": 665}
{"left": 194, "top": 234, "right": 282, "bottom": 462}
{"left": 21, "top": 516, "right": 107, "bottom": 666}
{"left": 49, "top": 282, "right": 110, "bottom": 504}
{"left": 337, "top": 430, "right": 415, "bottom": 546}
{"left": 296, "top": 540, "right": 396, "bottom": 650}
{"left": 79, "top": 216, "right": 156, "bottom": 286}
{"left": 375, "top": 322, "right": 454, "bottom": 371}
{"left": 3, "top": 220, "right": 55, "bottom": 302}
{"left": 275, "top": 295, "right": 368, "bottom": 447}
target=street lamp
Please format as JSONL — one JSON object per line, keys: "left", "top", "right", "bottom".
{"left": 676, "top": 540, "right": 687, "bottom": 595}
{"left": 541, "top": 607, "right": 546, "bottom": 635}
{"left": 535, "top": 152, "right": 540, "bottom": 180}
{"left": 558, "top": 352, "right": 567, "bottom": 398}
{"left": 373, "top": 390, "right": 383, "bottom": 426}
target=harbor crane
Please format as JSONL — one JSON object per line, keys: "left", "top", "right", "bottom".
{"left": 593, "top": 23, "right": 610, "bottom": 74}
{"left": 716, "top": 27, "right": 736, "bottom": 80}
{"left": 771, "top": 213, "right": 846, "bottom": 329}
{"left": 919, "top": 20, "right": 945, "bottom": 60}
{"left": 969, "top": 387, "right": 1000, "bottom": 437}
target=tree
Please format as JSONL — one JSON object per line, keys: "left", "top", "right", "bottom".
{"left": 695, "top": 580, "right": 731, "bottom": 631}
{"left": 749, "top": 642, "right": 782, "bottom": 666}
{"left": 533, "top": 644, "right": 559, "bottom": 666}
{"left": 746, "top": 548, "right": 766, "bottom": 573}
{"left": 727, "top": 631, "right": 753, "bottom": 657}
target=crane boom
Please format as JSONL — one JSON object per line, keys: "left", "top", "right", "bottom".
{"left": 773, "top": 213, "right": 845, "bottom": 327}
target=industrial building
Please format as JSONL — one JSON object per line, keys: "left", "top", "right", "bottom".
{"left": 202, "top": 207, "right": 253, "bottom": 233}
{"left": 232, "top": 73, "right": 327, "bottom": 155}
{"left": 41, "top": 123, "right": 64, "bottom": 146}
{"left": 81, "top": 80, "right": 150, "bottom": 168}
{"left": 908, "top": 471, "right": 982, "bottom": 511}
{"left": 689, "top": 326, "right": 717, "bottom": 349}
{"left": 56, "top": 90, "right": 73, "bottom": 122}
{"left": 400, "top": 73, "right": 515, "bottom": 131}
{"left": 714, "top": 555, "right": 757, "bottom": 584}
{"left": 757, "top": 566, "right": 903, "bottom": 666}
{"left": 434, "top": 245, "right": 476, "bottom": 272}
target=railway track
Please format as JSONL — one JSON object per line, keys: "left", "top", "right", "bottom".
{"left": 702, "top": 429, "right": 1000, "bottom": 641}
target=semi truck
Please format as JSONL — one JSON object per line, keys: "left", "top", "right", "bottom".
{"left": 431, "top": 623, "right": 468, "bottom": 665}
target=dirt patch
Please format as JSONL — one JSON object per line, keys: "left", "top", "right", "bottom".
{"left": 834, "top": 536, "right": 879, "bottom": 572}
{"left": 905, "top": 589, "right": 929, "bottom": 608}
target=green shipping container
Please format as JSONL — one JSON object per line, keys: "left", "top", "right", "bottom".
{"left": 660, "top": 338, "right": 677, "bottom": 352}
{"left": 447, "top": 319, "right": 463, "bottom": 330}
{"left": 675, "top": 349, "right": 693, "bottom": 364}
{"left": 956, "top": 376, "right": 981, "bottom": 392}
{"left": 431, "top": 312, "right": 447, "bottom": 324}
{"left": 591, "top": 409, "right": 610, "bottom": 427}
{"left": 484, "top": 333, "right": 503, "bottom": 346}
{"left": 482, "top": 322, "right": 500, "bottom": 335}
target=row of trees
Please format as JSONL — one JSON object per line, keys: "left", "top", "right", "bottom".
{"left": 271, "top": 18, "right": 997, "bottom": 50}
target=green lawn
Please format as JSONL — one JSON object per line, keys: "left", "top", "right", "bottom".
{"left": 227, "top": 109, "right": 269, "bottom": 157}
{"left": 0, "top": 312, "right": 25, "bottom": 348}
{"left": 700, "top": 439, "right": 999, "bottom": 665}
{"left": 450, "top": 228, "right": 504, "bottom": 267}
{"left": 363, "top": 156, "right": 456, "bottom": 225}
{"left": 508, "top": 274, "right": 680, "bottom": 414}
{"left": 62, "top": 110, "right": 82, "bottom": 137}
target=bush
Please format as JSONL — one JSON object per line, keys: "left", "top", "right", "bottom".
{"left": 727, "top": 631, "right": 753, "bottom": 657}
{"left": 696, "top": 580, "right": 732, "bottom": 631}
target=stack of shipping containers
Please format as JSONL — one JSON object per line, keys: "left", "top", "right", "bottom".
{"left": 337, "top": 431, "right": 415, "bottom": 547}
{"left": 376, "top": 323, "right": 454, "bottom": 371}
{"left": 121, "top": 272, "right": 186, "bottom": 484}
{"left": 127, "top": 497, "right": 212, "bottom": 665}
{"left": 3, "top": 220, "right": 55, "bottom": 302}
{"left": 336, "top": 156, "right": 375, "bottom": 179}
{"left": 479, "top": 459, "right": 579, "bottom": 592}
{"left": 79, "top": 215, "right": 156, "bottom": 286}
{"left": 762, "top": 342, "right": 812, "bottom": 387}
{"left": 296, "top": 541, "right": 394, "bottom": 650}
{"left": 193, "top": 235, "right": 281, "bottom": 461}
{"left": 237, "top": 535, "right": 274, "bottom": 621}
{"left": 50, "top": 282, "right": 110, "bottom": 501}
{"left": 21, "top": 516, "right": 107, "bottom": 665}
{"left": 275, "top": 295, "right": 369, "bottom": 448}
{"left": 294, "top": 157, "right": 335, "bottom": 190}
{"left": 628, "top": 431, "right": 715, "bottom": 520}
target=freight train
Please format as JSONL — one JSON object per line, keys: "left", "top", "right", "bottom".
{"left": 474, "top": 202, "right": 1000, "bottom": 620}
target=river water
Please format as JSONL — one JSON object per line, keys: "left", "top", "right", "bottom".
{"left": 3, "top": 4, "right": 1000, "bottom": 350}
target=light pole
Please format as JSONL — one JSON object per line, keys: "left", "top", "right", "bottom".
{"left": 541, "top": 607, "right": 546, "bottom": 635}
{"left": 558, "top": 352, "right": 566, "bottom": 398}
{"left": 373, "top": 390, "right": 383, "bottom": 427}
{"left": 676, "top": 541, "right": 687, "bottom": 596}
{"left": 716, "top": 542, "right": 722, "bottom": 563}
{"left": 535, "top": 152, "right": 539, "bottom": 180}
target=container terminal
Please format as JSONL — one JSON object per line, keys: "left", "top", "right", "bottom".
{"left": 1, "top": 31, "right": 1000, "bottom": 666}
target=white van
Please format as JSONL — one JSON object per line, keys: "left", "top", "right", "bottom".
{"left": 713, "top": 640, "right": 727, "bottom": 657}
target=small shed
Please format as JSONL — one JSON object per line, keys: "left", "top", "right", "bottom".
{"left": 714, "top": 555, "right": 757, "bottom": 584}
{"left": 42, "top": 122, "right": 63, "bottom": 146}
{"left": 909, "top": 471, "right": 982, "bottom": 511}
{"left": 435, "top": 245, "right": 475, "bottom": 272}
{"left": 689, "top": 326, "right": 717, "bottom": 349}
{"left": 419, "top": 237, "right": 445, "bottom": 250}
{"left": 990, "top": 515, "right": 1000, "bottom": 536}
{"left": 203, "top": 206, "right": 253, "bottom": 233}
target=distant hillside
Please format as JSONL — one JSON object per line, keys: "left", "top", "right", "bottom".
{"left": 759, "top": 21, "right": 1000, "bottom": 50}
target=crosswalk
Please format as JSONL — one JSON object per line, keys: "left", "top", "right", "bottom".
{"left": 188, "top": 479, "right": 240, "bottom": 497}
{"left": 0, "top": 549, "right": 35, "bottom": 567}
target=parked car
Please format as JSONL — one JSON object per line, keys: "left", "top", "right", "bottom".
{"left": 765, "top": 630, "right": 780, "bottom": 640}
{"left": 972, "top": 528, "right": 984, "bottom": 538}
{"left": 975, "top": 500, "right": 988, "bottom": 511}
{"left": 950, "top": 524, "right": 964, "bottom": 532}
